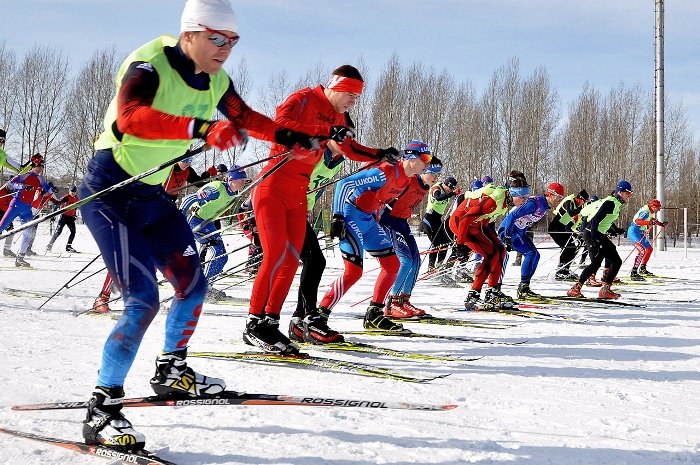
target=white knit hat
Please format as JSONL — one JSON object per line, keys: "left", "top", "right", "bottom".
{"left": 181, "top": 0, "right": 239, "bottom": 34}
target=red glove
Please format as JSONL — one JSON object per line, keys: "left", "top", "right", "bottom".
{"left": 199, "top": 121, "right": 248, "bottom": 151}
{"left": 207, "top": 166, "right": 217, "bottom": 176}
{"left": 454, "top": 187, "right": 463, "bottom": 195}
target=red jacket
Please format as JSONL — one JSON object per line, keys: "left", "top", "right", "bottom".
{"left": 254, "top": 85, "right": 377, "bottom": 199}
{"left": 353, "top": 162, "right": 411, "bottom": 214}
{"left": 58, "top": 193, "right": 80, "bottom": 217}
{"left": 386, "top": 175, "right": 429, "bottom": 219}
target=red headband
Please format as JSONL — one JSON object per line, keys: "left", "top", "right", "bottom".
{"left": 326, "top": 75, "right": 364, "bottom": 94}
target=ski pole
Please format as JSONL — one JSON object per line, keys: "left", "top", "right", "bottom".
{"left": 0, "top": 145, "right": 209, "bottom": 241}
{"left": 37, "top": 253, "right": 102, "bottom": 310}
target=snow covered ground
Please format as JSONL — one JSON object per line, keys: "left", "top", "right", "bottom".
{"left": 1, "top": 222, "right": 699, "bottom": 465}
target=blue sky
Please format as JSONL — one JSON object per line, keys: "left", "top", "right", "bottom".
{"left": 4, "top": 0, "right": 700, "bottom": 137}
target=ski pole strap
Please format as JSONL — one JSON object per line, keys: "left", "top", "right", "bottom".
{"left": 0, "top": 145, "right": 208, "bottom": 241}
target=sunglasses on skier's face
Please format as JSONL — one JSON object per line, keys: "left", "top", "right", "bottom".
{"left": 198, "top": 24, "right": 240, "bottom": 48}
{"left": 404, "top": 151, "right": 433, "bottom": 164}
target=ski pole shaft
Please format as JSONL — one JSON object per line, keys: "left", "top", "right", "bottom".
{"left": 37, "top": 254, "right": 102, "bottom": 311}
{"left": 0, "top": 145, "right": 208, "bottom": 241}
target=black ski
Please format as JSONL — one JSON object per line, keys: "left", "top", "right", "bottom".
{"left": 12, "top": 390, "right": 456, "bottom": 412}
{"left": 0, "top": 427, "right": 177, "bottom": 465}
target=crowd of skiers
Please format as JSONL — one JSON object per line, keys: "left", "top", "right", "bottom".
{"left": 0, "top": 0, "right": 670, "bottom": 453}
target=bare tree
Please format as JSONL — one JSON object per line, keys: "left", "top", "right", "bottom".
{"left": 13, "top": 46, "right": 70, "bottom": 168}
{"left": 58, "top": 47, "right": 120, "bottom": 184}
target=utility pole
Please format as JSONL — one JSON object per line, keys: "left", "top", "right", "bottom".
{"left": 655, "top": 0, "right": 666, "bottom": 250}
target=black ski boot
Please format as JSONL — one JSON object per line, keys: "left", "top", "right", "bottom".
{"left": 150, "top": 349, "right": 226, "bottom": 397}
{"left": 15, "top": 254, "right": 31, "bottom": 267}
{"left": 638, "top": 265, "right": 656, "bottom": 277}
{"left": 629, "top": 268, "right": 645, "bottom": 281}
{"left": 82, "top": 386, "right": 146, "bottom": 451}
{"left": 65, "top": 244, "right": 78, "bottom": 253}
{"left": 363, "top": 303, "right": 404, "bottom": 332}
{"left": 243, "top": 314, "right": 300, "bottom": 354}
{"left": 303, "top": 307, "right": 344, "bottom": 343}
{"left": 517, "top": 283, "right": 541, "bottom": 300}
{"left": 464, "top": 290, "right": 481, "bottom": 310}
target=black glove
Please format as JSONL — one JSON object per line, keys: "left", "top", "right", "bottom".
{"left": 608, "top": 225, "right": 625, "bottom": 237}
{"left": 329, "top": 126, "right": 355, "bottom": 143}
{"left": 330, "top": 214, "right": 346, "bottom": 239}
{"left": 274, "top": 128, "right": 320, "bottom": 150}
{"left": 651, "top": 218, "right": 669, "bottom": 227}
{"left": 376, "top": 147, "right": 400, "bottom": 164}
{"left": 501, "top": 235, "right": 513, "bottom": 252}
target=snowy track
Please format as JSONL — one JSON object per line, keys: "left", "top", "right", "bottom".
{"left": 1, "top": 225, "right": 699, "bottom": 464}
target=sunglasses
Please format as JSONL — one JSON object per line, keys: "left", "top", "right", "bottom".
{"left": 198, "top": 24, "right": 240, "bottom": 48}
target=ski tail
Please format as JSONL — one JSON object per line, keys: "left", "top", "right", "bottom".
{"left": 0, "top": 427, "right": 178, "bottom": 465}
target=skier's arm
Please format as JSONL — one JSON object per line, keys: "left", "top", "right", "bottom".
{"left": 499, "top": 200, "right": 536, "bottom": 237}
{"left": 332, "top": 167, "right": 386, "bottom": 214}
{"left": 634, "top": 210, "right": 652, "bottom": 227}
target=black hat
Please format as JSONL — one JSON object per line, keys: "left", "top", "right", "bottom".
{"left": 444, "top": 176, "right": 457, "bottom": 190}
{"left": 577, "top": 189, "right": 589, "bottom": 201}
{"left": 217, "top": 163, "right": 228, "bottom": 173}
{"left": 0, "top": 128, "right": 6, "bottom": 139}
{"left": 70, "top": 185, "right": 78, "bottom": 192}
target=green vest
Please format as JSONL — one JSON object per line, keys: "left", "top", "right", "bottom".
{"left": 553, "top": 194, "right": 576, "bottom": 225}
{"left": 584, "top": 195, "right": 622, "bottom": 233}
{"left": 307, "top": 158, "right": 343, "bottom": 212}
{"left": 196, "top": 181, "right": 236, "bottom": 220}
{"left": 426, "top": 183, "right": 450, "bottom": 216}
{"left": 0, "top": 148, "right": 19, "bottom": 173}
{"left": 476, "top": 186, "right": 509, "bottom": 222}
{"left": 632, "top": 205, "right": 652, "bottom": 233}
{"left": 95, "top": 36, "right": 230, "bottom": 185}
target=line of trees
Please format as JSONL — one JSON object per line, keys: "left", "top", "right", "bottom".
{"left": 1, "top": 42, "right": 698, "bottom": 238}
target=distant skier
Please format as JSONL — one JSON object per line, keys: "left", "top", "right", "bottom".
{"left": 421, "top": 174, "right": 459, "bottom": 271}
{"left": 46, "top": 185, "right": 81, "bottom": 253}
{"left": 548, "top": 189, "right": 589, "bottom": 279}
{"left": 0, "top": 154, "right": 53, "bottom": 267}
{"left": 627, "top": 198, "right": 667, "bottom": 280}
{"left": 180, "top": 165, "right": 247, "bottom": 301}
{"left": 498, "top": 182, "right": 565, "bottom": 299}
{"left": 568, "top": 181, "right": 633, "bottom": 299}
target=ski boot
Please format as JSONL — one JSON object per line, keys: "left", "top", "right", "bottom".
{"left": 92, "top": 293, "right": 111, "bottom": 313}
{"left": 82, "top": 386, "right": 146, "bottom": 451}
{"left": 484, "top": 286, "right": 515, "bottom": 309}
{"left": 150, "top": 349, "right": 226, "bottom": 397}
{"left": 585, "top": 274, "right": 602, "bottom": 287}
{"left": 24, "top": 247, "right": 37, "bottom": 256}
{"left": 303, "top": 307, "right": 344, "bottom": 343}
{"left": 463, "top": 290, "right": 481, "bottom": 310}
{"left": 385, "top": 295, "right": 419, "bottom": 319}
{"left": 638, "top": 265, "right": 655, "bottom": 277}
{"left": 65, "top": 244, "right": 78, "bottom": 253}
{"left": 243, "top": 314, "right": 300, "bottom": 354}
{"left": 567, "top": 282, "right": 584, "bottom": 297}
{"left": 629, "top": 268, "right": 645, "bottom": 281}
{"left": 3, "top": 248, "right": 16, "bottom": 258}
{"left": 517, "top": 283, "right": 541, "bottom": 300}
{"left": 400, "top": 295, "right": 427, "bottom": 317}
{"left": 598, "top": 283, "right": 620, "bottom": 300}
{"left": 555, "top": 268, "right": 578, "bottom": 281}
{"left": 288, "top": 316, "right": 305, "bottom": 342}
{"left": 15, "top": 254, "right": 31, "bottom": 267}
{"left": 363, "top": 303, "right": 404, "bottom": 332}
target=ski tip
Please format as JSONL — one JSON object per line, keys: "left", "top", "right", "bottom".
{"left": 442, "top": 404, "right": 459, "bottom": 410}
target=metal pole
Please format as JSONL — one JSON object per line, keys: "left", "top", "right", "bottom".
{"left": 684, "top": 207, "right": 688, "bottom": 258}
{"left": 655, "top": 0, "right": 666, "bottom": 250}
